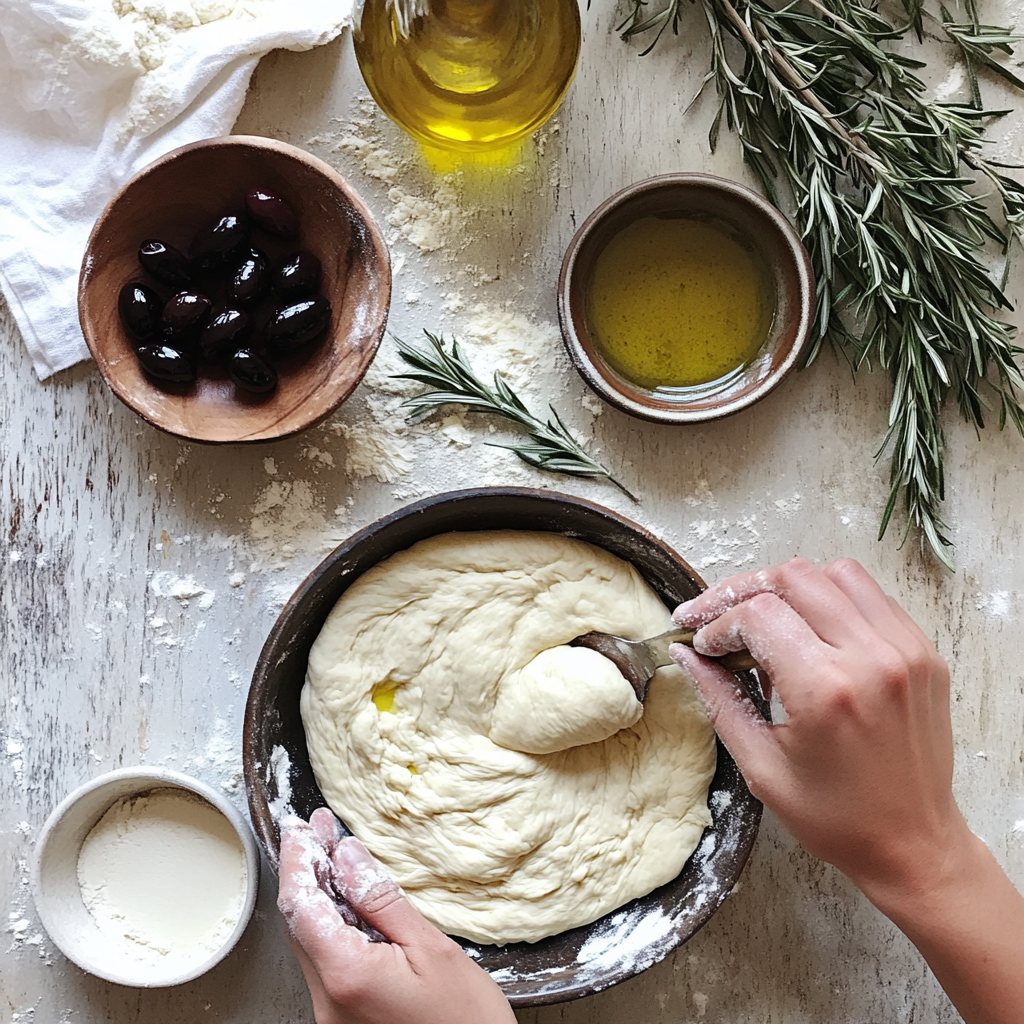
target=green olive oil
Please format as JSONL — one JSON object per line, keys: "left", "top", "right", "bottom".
{"left": 585, "top": 215, "right": 775, "bottom": 391}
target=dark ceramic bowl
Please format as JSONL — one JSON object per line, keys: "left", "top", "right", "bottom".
{"left": 243, "top": 488, "right": 764, "bottom": 1006}
{"left": 79, "top": 135, "right": 391, "bottom": 444}
{"left": 559, "top": 173, "right": 814, "bottom": 424}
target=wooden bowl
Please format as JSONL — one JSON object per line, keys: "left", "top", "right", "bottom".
{"left": 79, "top": 136, "right": 391, "bottom": 443}
{"left": 243, "top": 487, "right": 765, "bottom": 1007}
{"left": 558, "top": 173, "right": 814, "bottom": 424}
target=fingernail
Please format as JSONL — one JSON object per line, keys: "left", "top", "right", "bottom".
{"left": 693, "top": 626, "right": 725, "bottom": 657}
{"left": 667, "top": 641, "right": 692, "bottom": 667}
{"left": 309, "top": 807, "right": 343, "bottom": 847}
{"left": 672, "top": 599, "right": 697, "bottom": 625}
{"left": 670, "top": 645, "right": 711, "bottom": 703}
{"left": 333, "top": 838, "right": 392, "bottom": 900}
{"left": 334, "top": 837, "right": 374, "bottom": 873}
{"left": 670, "top": 642, "right": 702, "bottom": 671}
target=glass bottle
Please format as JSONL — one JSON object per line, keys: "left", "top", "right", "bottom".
{"left": 354, "top": 0, "right": 582, "bottom": 152}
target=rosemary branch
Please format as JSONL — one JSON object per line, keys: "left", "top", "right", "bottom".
{"left": 392, "top": 331, "right": 638, "bottom": 500}
{"left": 619, "top": 0, "right": 1024, "bottom": 569}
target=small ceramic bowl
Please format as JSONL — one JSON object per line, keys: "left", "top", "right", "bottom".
{"left": 33, "top": 767, "right": 260, "bottom": 988}
{"left": 79, "top": 135, "right": 391, "bottom": 444}
{"left": 243, "top": 487, "right": 765, "bottom": 1007}
{"left": 558, "top": 173, "right": 814, "bottom": 424}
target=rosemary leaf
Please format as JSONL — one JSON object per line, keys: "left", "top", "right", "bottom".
{"left": 392, "top": 331, "right": 638, "bottom": 501}
{"left": 624, "top": 0, "right": 1024, "bottom": 569}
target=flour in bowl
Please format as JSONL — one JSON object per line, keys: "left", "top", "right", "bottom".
{"left": 77, "top": 788, "right": 247, "bottom": 970}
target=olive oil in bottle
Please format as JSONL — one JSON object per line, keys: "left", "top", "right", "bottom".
{"left": 354, "top": 0, "right": 582, "bottom": 152}
{"left": 585, "top": 215, "right": 776, "bottom": 391}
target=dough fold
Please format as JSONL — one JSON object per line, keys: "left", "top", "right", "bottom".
{"left": 301, "top": 531, "right": 716, "bottom": 945}
{"left": 489, "top": 645, "right": 643, "bottom": 754}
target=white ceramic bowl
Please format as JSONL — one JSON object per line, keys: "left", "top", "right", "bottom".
{"left": 33, "top": 767, "right": 260, "bottom": 987}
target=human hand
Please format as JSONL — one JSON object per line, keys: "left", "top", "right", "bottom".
{"left": 671, "top": 558, "right": 1024, "bottom": 1024}
{"left": 670, "top": 557, "right": 965, "bottom": 908}
{"left": 278, "top": 808, "right": 517, "bottom": 1024}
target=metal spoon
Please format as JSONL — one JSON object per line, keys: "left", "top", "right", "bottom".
{"left": 569, "top": 628, "right": 758, "bottom": 703}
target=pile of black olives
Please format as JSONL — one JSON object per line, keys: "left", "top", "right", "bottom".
{"left": 117, "top": 187, "right": 332, "bottom": 395}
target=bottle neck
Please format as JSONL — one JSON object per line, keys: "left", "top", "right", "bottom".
{"left": 421, "top": 0, "right": 515, "bottom": 35}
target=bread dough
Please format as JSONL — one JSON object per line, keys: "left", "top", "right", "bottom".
{"left": 489, "top": 645, "right": 643, "bottom": 754}
{"left": 301, "top": 531, "right": 716, "bottom": 945}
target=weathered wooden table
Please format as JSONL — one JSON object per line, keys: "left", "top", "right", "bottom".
{"left": 3, "top": 5, "right": 1023, "bottom": 1022}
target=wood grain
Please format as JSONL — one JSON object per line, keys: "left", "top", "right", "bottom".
{"left": 3, "top": 5, "right": 1024, "bottom": 1023}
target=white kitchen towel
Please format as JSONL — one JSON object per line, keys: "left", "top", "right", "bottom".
{"left": 0, "top": 0, "right": 354, "bottom": 380}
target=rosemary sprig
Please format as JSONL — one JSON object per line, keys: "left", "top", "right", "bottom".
{"left": 620, "top": 0, "right": 1024, "bottom": 569}
{"left": 393, "top": 331, "right": 638, "bottom": 500}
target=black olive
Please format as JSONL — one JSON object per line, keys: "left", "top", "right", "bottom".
{"left": 228, "top": 248, "right": 270, "bottom": 305}
{"left": 266, "top": 296, "right": 332, "bottom": 352}
{"left": 273, "top": 251, "right": 322, "bottom": 302}
{"left": 160, "top": 290, "right": 211, "bottom": 346}
{"left": 189, "top": 213, "right": 248, "bottom": 273}
{"left": 245, "top": 187, "right": 299, "bottom": 237}
{"left": 230, "top": 348, "right": 278, "bottom": 394}
{"left": 138, "top": 239, "right": 191, "bottom": 285}
{"left": 117, "top": 282, "right": 162, "bottom": 342}
{"left": 200, "top": 306, "right": 252, "bottom": 362}
{"left": 136, "top": 344, "right": 196, "bottom": 383}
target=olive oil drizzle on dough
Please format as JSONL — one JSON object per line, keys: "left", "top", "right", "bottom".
{"left": 585, "top": 214, "right": 775, "bottom": 391}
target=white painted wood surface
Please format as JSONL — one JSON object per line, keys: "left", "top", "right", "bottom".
{"left": 3, "top": 4, "right": 1024, "bottom": 1021}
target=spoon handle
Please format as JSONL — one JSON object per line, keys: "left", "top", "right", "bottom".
{"left": 653, "top": 628, "right": 759, "bottom": 673}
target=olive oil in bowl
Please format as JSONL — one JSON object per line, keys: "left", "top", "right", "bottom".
{"left": 585, "top": 214, "right": 776, "bottom": 392}
{"left": 354, "top": 0, "right": 581, "bottom": 152}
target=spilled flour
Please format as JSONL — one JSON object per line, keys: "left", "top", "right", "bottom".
{"left": 149, "top": 571, "right": 216, "bottom": 610}
{"left": 387, "top": 185, "right": 455, "bottom": 253}
{"left": 325, "top": 302, "right": 569, "bottom": 490}
{"left": 247, "top": 478, "right": 352, "bottom": 569}
{"left": 308, "top": 110, "right": 469, "bottom": 255}
{"left": 457, "top": 304, "right": 566, "bottom": 397}
{"left": 266, "top": 745, "right": 294, "bottom": 823}
{"left": 331, "top": 395, "right": 418, "bottom": 483}
{"left": 185, "top": 718, "right": 244, "bottom": 794}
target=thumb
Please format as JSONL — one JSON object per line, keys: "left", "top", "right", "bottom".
{"left": 332, "top": 838, "right": 441, "bottom": 947}
{"left": 671, "top": 644, "right": 784, "bottom": 804}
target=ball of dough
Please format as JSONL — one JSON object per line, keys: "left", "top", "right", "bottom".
{"left": 301, "top": 531, "right": 716, "bottom": 945}
{"left": 489, "top": 645, "right": 643, "bottom": 754}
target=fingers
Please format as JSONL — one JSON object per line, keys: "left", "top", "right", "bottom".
{"left": 671, "top": 645, "right": 784, "bottom": 802}
{"left": 674, "top": 558, "right": 874, "bottom": 650}
{"left": 687, "top": 590, "right": 833, "bottom": 709}
{"left": 278, "top": 819, "right": 372, "bottom": 969}
{"left": 332, "top": 838, "right": 440, "bottom": 947}
{"left": 309, "top": 806, "right": 343, "bottom": 850}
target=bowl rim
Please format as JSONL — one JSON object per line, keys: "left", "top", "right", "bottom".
{"left": 557, "top": 172, "right": 815, "bottom": 424}
{"left": 78, "top": 133, "right": 391, "bottom": 445}
{"left": 242, "top": 486, "right": 764, "bottom": 1006}
{"left": 32, "top": 766, "right": 260, "bottom": 988}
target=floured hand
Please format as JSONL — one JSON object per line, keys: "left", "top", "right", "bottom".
{"left": 671, "top": 558, "right": 1024, "bottom": 1024}
{"left": 670, "top": 556, "right": 958, "bottom": 895}
{"left": 278, "top": 809, "right": 517, "bottom": 1024}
